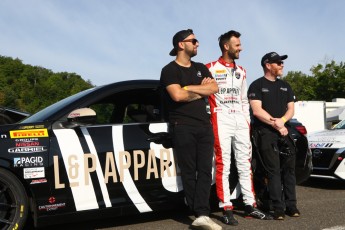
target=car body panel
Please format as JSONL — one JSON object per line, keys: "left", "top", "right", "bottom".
{"left": 308, "top": 121, "right": 345, "bottom": 180}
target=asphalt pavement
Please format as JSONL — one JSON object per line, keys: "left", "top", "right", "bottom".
{"left": 36, "top": 177, "right": 345, "bottom": 230}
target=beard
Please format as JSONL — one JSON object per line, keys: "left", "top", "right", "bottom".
{"left": 187, "top": 48, "right": 197, "bottom": 58}
{"left": 228, "top": 50, "right": 239, "bottom": 60}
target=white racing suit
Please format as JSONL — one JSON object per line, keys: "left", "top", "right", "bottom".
{"left": 207, "top": 57, "right": 256, "bottom": 209}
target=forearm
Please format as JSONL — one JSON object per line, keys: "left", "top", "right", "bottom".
{"left": 185, "top": 81, "right": 218, "bottom": 97}
{"left": 166, "top": 84, "right": 202, "bottom": 102}
{"left": 252, "top": 108, "right": 274, "bottom": 126}
{"left": 184, "top": 90, "right": 203, "bottom": 102}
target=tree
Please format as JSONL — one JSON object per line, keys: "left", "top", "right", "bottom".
{"left": 284, "top": 60, "right": 345, "bottom": 102}
{"left": 283, "top": 71, "right": 316, "bottom": 101}
{"left": 0, "top": 55, "right": 94, "bottom": 113}
{"left": 312, "top": 61, "right": 345, "bottom": 101}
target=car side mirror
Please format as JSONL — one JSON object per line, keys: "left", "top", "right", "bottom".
{"left": 67, "top": 108, "right": 97, "bottom": 127}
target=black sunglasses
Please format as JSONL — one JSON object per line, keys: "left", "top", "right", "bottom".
{"left": 270, "top": 61, "right": 284, "bottom": 66}
{"left": 181, "top": 38, "right": 199, "bottom": 45}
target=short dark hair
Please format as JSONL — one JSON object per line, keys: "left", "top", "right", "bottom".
{"left": 218, "top": 30, "right": 241, "bottom": 51}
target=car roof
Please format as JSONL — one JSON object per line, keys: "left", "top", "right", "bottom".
{"left": 22, "top": 79, "right": 160, "bottom": 123}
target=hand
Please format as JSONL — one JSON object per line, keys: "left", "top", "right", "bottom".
{"left": 278, "top": 127, "right": 288, "bottom": 136}
{"left": 271, "top": 117, "right": 285, "bottom": 130}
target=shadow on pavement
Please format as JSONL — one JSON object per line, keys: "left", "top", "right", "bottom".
{"left": 299, "top": 176, "right": 345, "bottom": 190}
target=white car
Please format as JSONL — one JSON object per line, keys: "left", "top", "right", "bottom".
{"left": 308, "top": 119, "right": 345, "bottom": 180}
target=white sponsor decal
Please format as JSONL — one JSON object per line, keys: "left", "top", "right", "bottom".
{"left": 14, "top": 156, "right": 44, "bottom": 167}
{"left": 24, "top": 167, "right": 45, "bottom": 179}
{"left": 8, "top": 146, "right": 46, "bottom": 153}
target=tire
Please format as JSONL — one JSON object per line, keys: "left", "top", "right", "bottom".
{"left": 0, "top": 168, "right": 28, "bottom": 230}
{"left": 0, "top": 114, "right": 14, "bottom": 125}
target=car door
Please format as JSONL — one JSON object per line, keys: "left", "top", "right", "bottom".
{"left": 49, "top": 84, "right": 184, "bottom": 215}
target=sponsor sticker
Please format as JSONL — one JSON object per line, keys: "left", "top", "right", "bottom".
{"left": 30, "top": 178, "right": 48, "bottom": 184}
{"left": 18, "top": 125, "right": 45, "bottom": 130}
{"left": 15, "top": 138, "right": 41, "bottom": 147}
{"left": 10, "top": 129, "right": 48, "bottom": 138}
{"left": 14, "top": 156, "right": 44, "bottom": 167}
{"left": 23, "top": 167, "right": 45, "bottom": 179}
{"left": 8, "top": 146, "right": 47, "bottom": 154}
{"left": 38, "top": 203, "right": 66, "bottom": 212}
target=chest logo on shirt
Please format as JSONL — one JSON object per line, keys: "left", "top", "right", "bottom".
{"left": 197, "top": 71, "right": 202, "bottom": 78}
{"left": 280, "top": 87, "right": 288, "bottom": 91}
{"left": 261, "top": 88, "right": 269, "bottom": 92}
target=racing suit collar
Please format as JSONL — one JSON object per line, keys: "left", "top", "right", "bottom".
{"left": 218, "top": 56, "right": 236, "bottom": 68}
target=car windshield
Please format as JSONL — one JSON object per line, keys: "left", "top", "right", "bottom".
{"left": 21, "top": 87, "right": 97, "bottom": 123}
{"left": 333, "top": 120, "right": 345, "bottom": 129}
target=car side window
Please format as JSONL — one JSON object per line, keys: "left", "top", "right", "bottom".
{"left": 89, "top": 103, "right": 115, "bottom": 124}
{"left": 53, "top": 86, "right": 163, "bottom": 129}
{"left": 123, "top": 103, "right": 161, "bottom": 123}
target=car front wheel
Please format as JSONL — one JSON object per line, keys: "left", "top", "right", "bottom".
{"left": 0, "top": 168, "right": 28, "bottom": 230}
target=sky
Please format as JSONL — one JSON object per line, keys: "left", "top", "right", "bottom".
{"left": 0, "top": 0, "right": 344, "bottom": 86}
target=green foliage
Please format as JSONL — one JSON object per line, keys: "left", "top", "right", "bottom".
{"left": 0, "top": 55, "right": 94, "bottom": 113}
{"left": 283, "top": 60, "right": 345, "bottom": 101}
{"left": 284, "top": 71, "right": 316, "bottom": 101}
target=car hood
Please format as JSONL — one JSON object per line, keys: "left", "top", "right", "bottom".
{"left": 308, "top": 129, "right": 345, "bottom": 148}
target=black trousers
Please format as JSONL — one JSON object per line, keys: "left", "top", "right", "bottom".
{"left": 256, "top": 127, "right": 297, "bottom": 210}
{"left": 171, "top": 124, "right": 214, "bottom": 217}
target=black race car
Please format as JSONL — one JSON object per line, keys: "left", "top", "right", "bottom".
{"left": 0, "top": 80, "right": 312, "bottom": 229}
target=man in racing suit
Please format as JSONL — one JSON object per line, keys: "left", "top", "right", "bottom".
{"left": 206, "top": 30, "right": 271, "bottom": 226}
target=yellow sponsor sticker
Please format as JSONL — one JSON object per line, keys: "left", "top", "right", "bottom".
{"left": 10, "top": 129, "right": 49, "bottom": 138}
{"left": 215, "top": 70, "right": 226, "bottom": 74}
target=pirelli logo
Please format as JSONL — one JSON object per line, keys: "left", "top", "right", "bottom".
{"left": 10, "top": 129, "right": 49, "bottom": 138}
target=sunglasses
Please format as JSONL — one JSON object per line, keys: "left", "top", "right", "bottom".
{"left": 181, "top": 38, "right": 199, "bottom": 45}
{"left": 270, "top": 61, "right": 284, "bottom": 66}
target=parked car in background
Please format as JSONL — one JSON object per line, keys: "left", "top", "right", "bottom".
{"left": 0, "top": 80, "right": 313, "bottom": 229}
{"left": 288, "top": 118, "right": 313, "bottom": 184}
{"left": 308, "top": 119, "right": 345, "bottom": 180}
{"left": 0, "top": 106, "right": 30, "bottom": 124}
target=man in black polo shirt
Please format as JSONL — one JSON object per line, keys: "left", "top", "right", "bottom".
{"left": 248, "top": 52, "right": 300, "bottom": 220}
{"left": 160, "top": 29, "right": 221, "bottom": 230}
